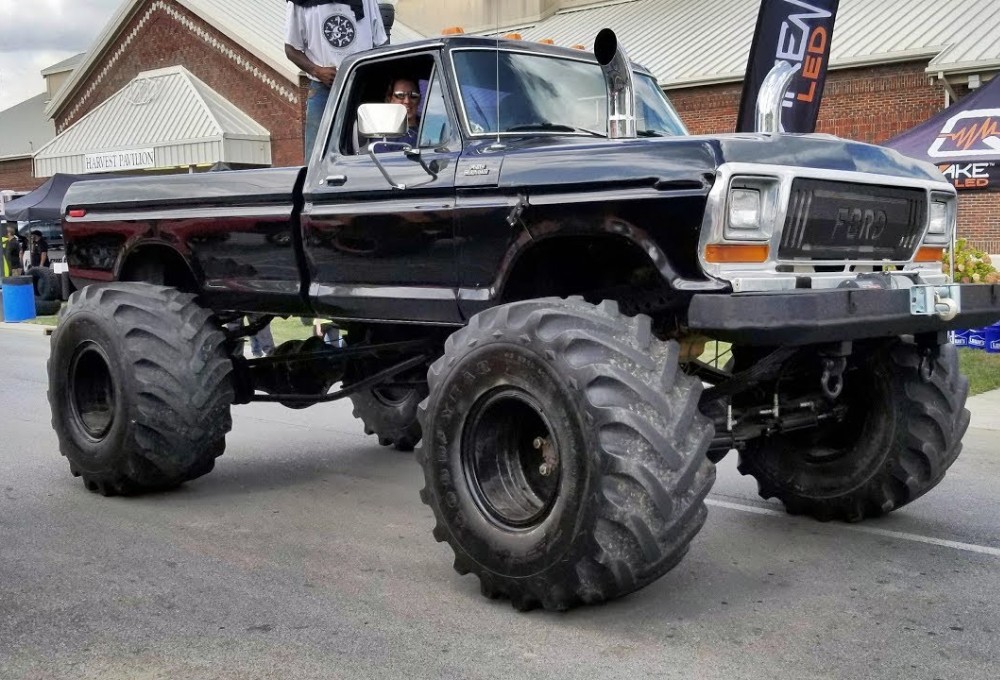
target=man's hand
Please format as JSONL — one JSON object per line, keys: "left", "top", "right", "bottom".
{"left": 285, "top": 44, "right": 337, "bottom": 87}
{"left": 312, "top": 65, "right": 337, "bottom": 87}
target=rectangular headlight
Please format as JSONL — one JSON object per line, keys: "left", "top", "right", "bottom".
{"left": 923, "top": 195, "right": 955, "bottom": 245}
{"left": 928, "top": 201, "right": 947, "bottom": 234}
{"left": 729, "top": 188, "right": 761, "bottom": 232}
{"left": 724, "top": 178, "right": 777, "bottom": 241}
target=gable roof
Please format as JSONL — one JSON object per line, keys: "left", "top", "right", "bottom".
{"left": 35, "top": 65, "right": 271, "bottom": 176}
{"left": 0, "top": 93, "right": 56, "bottom": 161}
{"left": 47, "top": 0, "right": 425, "bottom": 119}
{"left": 512, "top": 0, "right": 1000, "bottom": 89}
{"left": 41, "top": 53, "right": 87, "bottom": 77}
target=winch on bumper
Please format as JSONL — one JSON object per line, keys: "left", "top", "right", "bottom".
{"left": 687, "top": 281, "right": 1000, "bottom": 346}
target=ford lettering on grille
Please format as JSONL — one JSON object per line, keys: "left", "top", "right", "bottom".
{"left": 779, "top": 179, "right": 926, "bottom": 260}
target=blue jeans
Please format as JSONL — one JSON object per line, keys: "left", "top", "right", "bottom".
{"left": 249, "top": 323, "right": 275, "bottom": 358}
{"left": 305, "top": 80, "right": 331, "bottom": 160}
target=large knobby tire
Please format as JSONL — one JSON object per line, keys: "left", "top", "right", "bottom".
{"left": 33, "top": 267, "right": 61, "bottom": 302}
{"left": 350, "top": 386, "right": 424, "bottom": 451}
{"left": 48, "top": 283, "right": 234, "bottom": 496}
{"left": 34, "top": 297, "right": 62, "bottom": 316}
{"left": 416, "top": 298, "right": 715, "bottom": 611}
{"left": 737, "top": 339, "right": 970, "bottom": 522}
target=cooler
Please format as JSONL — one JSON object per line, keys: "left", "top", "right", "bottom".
{"left": 986, "top": 323, "right": 1000, "bottom": 354}
{"left": 967, "top": 328, "right": 987, "bottom": 351}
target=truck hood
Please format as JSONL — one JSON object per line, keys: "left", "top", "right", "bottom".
{"left": 494, "top": 132, "right": 944, "bottom": 191}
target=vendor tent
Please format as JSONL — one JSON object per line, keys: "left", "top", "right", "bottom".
{"left": 2, "top": 173, "right": 119, "bottom": 222}
{"left": 885, "top": 75, "right": 1000, "bottom": 191}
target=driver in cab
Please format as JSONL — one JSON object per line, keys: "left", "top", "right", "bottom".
{"left": 384, "top": 77, "right": 421, "bottom": 147}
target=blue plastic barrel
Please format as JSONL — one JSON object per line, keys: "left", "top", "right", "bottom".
{"left": 1, "top": 276, "right": 36, "bottom": 322}
{"left": 986, "top": 323, "right": 1000, "bottom": 354}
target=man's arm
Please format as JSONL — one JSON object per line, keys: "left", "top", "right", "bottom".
{"left": 284, "top": 44, "right": 338, "bottom": 87}
{"left": 368, "top": 0, "right": 388, "bottom": 46}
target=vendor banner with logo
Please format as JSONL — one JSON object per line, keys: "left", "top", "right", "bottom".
{"left": 736, "top": 0, "right": 840, "bottom": 134}
{"left": 937, "top": 161, "right": 1000, "bottom": 191}
{"left": 886, "top": 76, "right": 1000, "bottom": 192}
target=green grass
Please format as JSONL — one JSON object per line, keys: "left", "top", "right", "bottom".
{"left": 959, "top": 348, "right": 1000, "bottom": 396}
{"left": 27, "top": 315, "right": 59, "bottom": 326}
{"left": 269, "top": 316, "right": 324, "bottom": 346}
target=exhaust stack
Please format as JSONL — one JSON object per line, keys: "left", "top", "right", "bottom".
{"left": 755, "top": 61, "right": 800, "bottom": 133}
{"left": 594, "top": 29, "right": 636, "bottom": 139}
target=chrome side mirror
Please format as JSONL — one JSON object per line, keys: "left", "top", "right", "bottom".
{"left": 358, "top": 103, "right": 408, "bottom": 139}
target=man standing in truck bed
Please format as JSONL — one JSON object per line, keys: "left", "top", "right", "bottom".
{"left": 285, "top": 0, "right": 388, "bottom": 157}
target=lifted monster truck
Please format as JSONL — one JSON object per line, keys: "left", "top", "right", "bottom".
{"left": 51, "top": 31, "right": 1000, "bottom": 611}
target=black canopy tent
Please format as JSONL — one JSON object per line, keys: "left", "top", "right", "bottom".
{"left": 2, "top": 173, "right": 121, "bottom": 222}
{"left": 884, "top": 74, "right": 1000, "bottom": 191}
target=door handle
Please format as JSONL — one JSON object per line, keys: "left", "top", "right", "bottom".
{"left": 325, "top": 175, "right": 347, "bottom": 186}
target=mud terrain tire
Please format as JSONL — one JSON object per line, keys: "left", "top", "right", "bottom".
{"left": 48, "top": 283, "right": 234, "bottom": 495}
{"left": 350, "top": 386, "right": 424, "bottom": 451}
{"left": 416, "top": 298, "right": 715, "bottom": 611}
{"left": 737, "top": 339, "right": 970, "bottom": 522}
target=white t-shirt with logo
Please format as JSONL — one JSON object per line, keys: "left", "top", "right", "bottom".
{"left": 285, "top": 1, "right": 388, "bottom": 80}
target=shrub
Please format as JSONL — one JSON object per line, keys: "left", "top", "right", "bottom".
{"left": 942, "top": 239, "right": 1000, "bottom": 284}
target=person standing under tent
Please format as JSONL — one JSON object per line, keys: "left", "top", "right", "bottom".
{"left": 2, "top": 223, "right": 24, "bottom": 277}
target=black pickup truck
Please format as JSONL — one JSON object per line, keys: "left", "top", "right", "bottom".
{"left": 51, "top": 31, "right": 1000, "bottom": 611}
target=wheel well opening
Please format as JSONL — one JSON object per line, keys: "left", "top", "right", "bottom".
{"left": 500, "top": 235, "right": 660, "bottom": 304}
{"left": 120, "top": 246, "right": 198, "bottom": 292}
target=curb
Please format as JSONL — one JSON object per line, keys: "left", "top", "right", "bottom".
{"left": 0, "top": 322, "right": 55, "bottom": 336}
{"left": 967, "top": 390, "right": 1000, "bottom": 431}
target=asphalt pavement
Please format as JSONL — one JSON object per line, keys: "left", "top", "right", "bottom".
{"left": 1, "top": 327, "right": 999, "bottom": 680}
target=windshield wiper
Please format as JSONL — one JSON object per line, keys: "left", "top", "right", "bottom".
{"left": 505, "top": 123, "right": 607, "bottom": 137}
{"left": 637, "top": 129, "right": 664, "bottom": 137}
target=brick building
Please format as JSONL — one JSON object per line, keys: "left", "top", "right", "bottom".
{"left": 0, "top": 0, "right": 421, "bottom": 190}
{"left": 3, "top": 0, "right": 998, "bottom": 251}
{"left": 509, "top": 0, "right": 1000, "bottom": 252}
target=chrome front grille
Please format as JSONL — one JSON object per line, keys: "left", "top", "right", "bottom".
{"left": 778, "top": 179, "right": 927, "bottom": 261}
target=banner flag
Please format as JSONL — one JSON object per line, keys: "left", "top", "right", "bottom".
{"left": 886, "top": 75, "right": 1000, "bottom": 191}
{"left": 736, "top": 0, "right": 840, "bottom": 133}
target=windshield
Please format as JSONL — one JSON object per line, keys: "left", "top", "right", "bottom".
{"left": 452, "top": 49, "right": 688, "bottom": 138}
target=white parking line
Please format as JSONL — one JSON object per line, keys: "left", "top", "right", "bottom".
{"left": 706, "top": 498, "right": 1000, "bottom": 558}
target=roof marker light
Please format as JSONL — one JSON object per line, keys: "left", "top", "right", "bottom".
{"left": 441, "top": 26, "right": 465, "bottom": 35}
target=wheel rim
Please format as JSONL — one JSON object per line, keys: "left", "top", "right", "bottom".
{"left": 69, "top": 342, "right": 116, "bottom": 440}
{"left": 747, "top": 353, "right": 894, "bottom": 498}
{"left": 462, "top": 388, "right": 560, "bottom": 529}
{"left": 373, "top": 386, "right": 413, "bottom": 406}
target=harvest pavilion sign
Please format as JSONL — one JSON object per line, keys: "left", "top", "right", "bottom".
{"left": 84, "top": 148, "right": 155, "bottom": 173}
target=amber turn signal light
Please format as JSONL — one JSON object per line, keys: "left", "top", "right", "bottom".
{"left": 705, "top": 244, "right": 770, "bottom": 264}
{"left": 914, "top": 246, "right": 945, "bottom": 263}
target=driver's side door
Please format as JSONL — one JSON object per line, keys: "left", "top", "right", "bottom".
{"left": 301, "top": 56, "right": 461, "bottom": 324}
